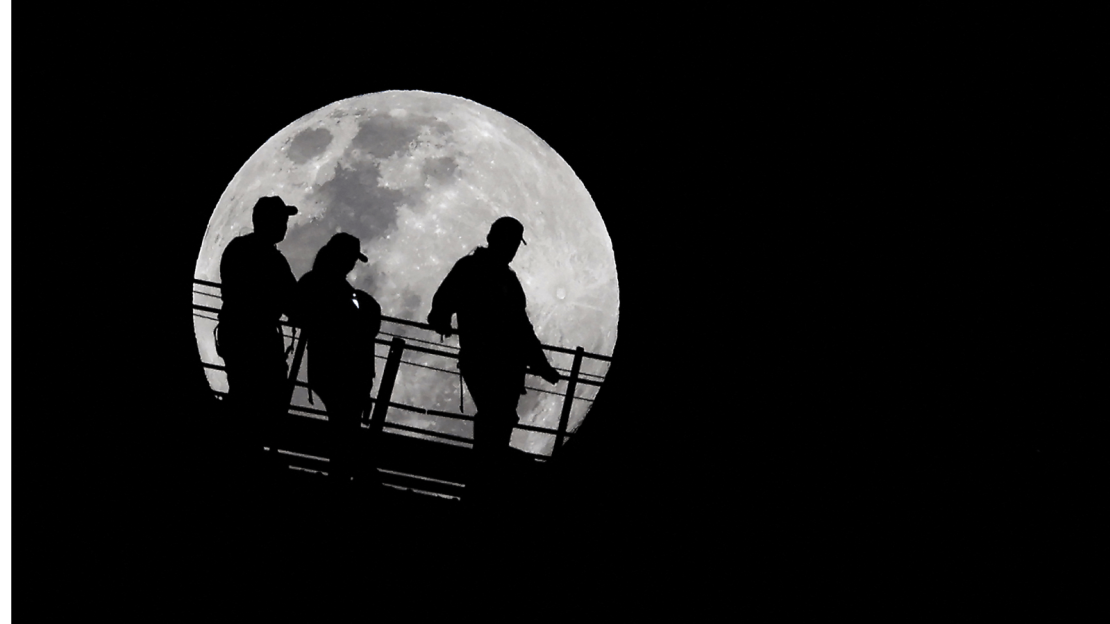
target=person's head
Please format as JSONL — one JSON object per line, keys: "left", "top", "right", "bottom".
{"left": 485, "top": 216, "right": 527, "bottom": 265}
{"left": 252, "top": 196, "right": 297, "bottom": 244}
{"left": 314, "top": 232, "right": 368, "bottom": 275}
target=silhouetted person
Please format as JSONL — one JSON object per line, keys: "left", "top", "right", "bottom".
{"left": 428, "top": 216, "right": 561, "bottom": 508}
{"left": 292, "top": 233, "right": 382, "bottom": 491}
{"left": 217, "top": 195, "right": 298, "bottom": 479}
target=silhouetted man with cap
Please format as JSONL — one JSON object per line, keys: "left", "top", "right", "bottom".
{"left": 292, "top": 232, "right": 381, "bottom": 491}
{"left": 428, "top": 216, "right": 561, "bottom": 507}
{"left": 217, "top": 195, "right": 298, "bottom": 479}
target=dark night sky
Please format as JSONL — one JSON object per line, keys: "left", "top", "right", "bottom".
{"left": 169, "top": 66, "right": 1091, "bottom": 542}
{"left": 25, "top": 25, "right": 1100, "bottom": 593}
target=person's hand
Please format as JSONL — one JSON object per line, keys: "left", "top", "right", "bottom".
{"left": 540, "top": 366, "right": 561, "bottom": 385}
{"left": 427, "top": 311, "right": 453, "bottom": 338}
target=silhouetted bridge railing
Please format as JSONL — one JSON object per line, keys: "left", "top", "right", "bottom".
{"left": 192, "top": 278, "right": 611, "bottom": 500}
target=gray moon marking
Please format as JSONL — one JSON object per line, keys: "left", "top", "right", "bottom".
{"left": 193, "top": 90, "right": 619, "bottom": 456}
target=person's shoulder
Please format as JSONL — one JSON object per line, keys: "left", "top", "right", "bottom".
{"left": 223, "top": 233, "right": 250, "bottom": 253}
{"left": 226, "top": 232, "right": 271, "bottom": 257}
{"left": 296, "top": 270, "right": 324, "bottom": 295}
{"left": 234, "top": 232, "right": 259, "bottom": 245}
{"left": 450, "top": 251, "right": 482, "bottom": 274}
{"left": 220, "top": 235, "right": 252, "bottom": 269}
{"left": 297, "top": 268, "right": 323, "bottom": 285}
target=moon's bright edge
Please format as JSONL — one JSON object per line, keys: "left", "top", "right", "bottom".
{"left": 193, "top": 91, "right": 619, "bottom": 455}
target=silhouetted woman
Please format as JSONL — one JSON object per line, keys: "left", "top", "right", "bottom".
{"left": 292, "top": 233, "right": 381, "bottom": 489}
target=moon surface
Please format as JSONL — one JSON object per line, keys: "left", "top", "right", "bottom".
{"left": 193, "top": 90, "right": 618, "bottom": 456}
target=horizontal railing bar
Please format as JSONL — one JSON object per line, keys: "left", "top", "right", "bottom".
{"left": 214, "top": 377, "right": 581, "bottom": 435}
{"left": 192, "top": 280, "right": 612, "bottom": 362}
{"left": 294, "top": 395, "right": 586, "bottom": 434}
{"left": 397, "top": 358, "right": 458, "bottom": 376}
{"left": 378, "top": 422, "right": 554, "bottom": 461}
{"left": 276, "top": 449, "right": 328, "bottom": 462}
{"left": 206, "top": 352, "right": 600, "bottom": 391}
{"left": 381, "top": 483, "right": 461, "bottom": 500}
{"left": 377, "top": 468, "right": 466, "bottom": 489}
{"left": 389, "top": 346, "right": 602, "bottom": 387}
{"left": 375, "top": 472, "right": 465, "bottom": 496}
{"left": 379, "top": 315, "right": 437, "bottom": 332}
{"left": 193, "top": 303, "right": 299, "bottom": 332}
{"left": 385, "top": 401, "right": 573, "bottom": 437}
{"left": 521, "top": 384, "right": 563, "bottom": 399}
{"left": 277, "top": 457, "right": 463, "bottom": 499}
{"left": 523, "top": 384, "right": 596, "bottom": 401}
{"left": 375, "top": 315, "right": 611, "bottom": 360}
{"left": 205, "top": 368, "right": 593, "bottom": 418}
{"left": 288, "top": 406, "right": 329, "bottom": 419}
{"left": 379, "top": 329, "right": 459, "bottom": 351}
{"left": 202, "top": 362, "right": 306, "bottom": 387}
{"left": 281, "top": 412, "right": 473, "bottom": 447}
{"left": 394, "top": 341, "right": 461, "bottom": 359}
{"left": 278, "top": 465, "right": 461, "bottom": 501}
{"left": 514, "top": 421, "right": 573, "bottom": 436}
{"left": 217, "top": 396, "right": 558, "bottom": 462}
{"left": 387, "top": 402, "right": 474, "bottom": 422}
{"left": 563, "top": 370, "right": 605, "bottom": 380}
{"left": 380, "top": 421, "right": 474, "bottom": 444}
{"left": 193, "top": 278, "right": 606, "bottom": 448}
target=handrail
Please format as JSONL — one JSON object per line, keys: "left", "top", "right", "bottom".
{"left": 193, "top": 277, "right": 608, "bottom": 459}
{"left": 192, "top": 278, "right": 613, "bottom": 362}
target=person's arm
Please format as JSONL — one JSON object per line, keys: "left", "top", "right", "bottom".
{"left": 521, "top": 317, "right": 561, "bottom": 384}
{"left": 278, "top": 255, "right": 298, "bottom": 325}
{"left": 289, "top": 273, "right": 317, "bottom": 331}
{"left": 428, "top": 260, "right": 464, "bottom": 337}
{"left": 512, "top": 276, "right": 560, "bottom": 384}
{"left": 218, "top": 240, "right": 244, "bottom": 302}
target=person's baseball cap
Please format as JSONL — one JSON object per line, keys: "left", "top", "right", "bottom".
{"left": 329, "top": 232, "right": 369, "bottom": 262}
{"left": 252, "top": 195, "right": 298, "bottom": 219}
{"left": 489, "top": 216, "right": 527, "bottom": 245}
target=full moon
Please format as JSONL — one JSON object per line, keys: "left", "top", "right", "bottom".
{"left": 193, "top": 90, "right": 618, "bottom": 456}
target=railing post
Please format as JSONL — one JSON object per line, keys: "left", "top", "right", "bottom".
{"left": 369, "top": 336, "right": 405, "bottom": 435}
{"left": 285, "top": 324, "right": 308, "bottom": 409}
{"left": 552, "top": 346, "right": 584, "bottom": 458}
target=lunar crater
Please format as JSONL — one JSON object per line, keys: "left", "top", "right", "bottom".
{"left": 286, "top": 127, "right": 334, "bottom": 164}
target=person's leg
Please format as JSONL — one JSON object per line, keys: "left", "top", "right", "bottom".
{"left": 223, "top": 329, "right": 290, "bottom": 481}
{"left": 315, "top": 388, "right": 361, "bottom": 490}
{"left": 259, "top": 352, "right": 292, "bottom": 479}
{"left": 463, "top": 370, "right": 492, "bottom": 505}
{"left": 350, "top": 395, "right": 382, "bottom": 492}
{"left": 464, "top": 369, "right": 523, "bottom": 507}
{"left": 224, "top": 357, "right": 276, "bottom": 482}
{"left": 221, "top": 359, "right": 249, "bottom": 476}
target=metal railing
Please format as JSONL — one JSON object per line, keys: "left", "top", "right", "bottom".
{"left": 192, "top": 278, "right": 611, "bottom": 460}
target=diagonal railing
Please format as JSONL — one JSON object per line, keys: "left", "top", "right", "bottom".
{"left": 192, "top": 278, "right": 611, "bottom": 465}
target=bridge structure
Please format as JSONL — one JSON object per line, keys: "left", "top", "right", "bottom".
{"left": 192, "top": 278, "right": 612, "bottom": 503}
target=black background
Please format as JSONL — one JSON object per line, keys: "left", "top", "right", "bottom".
{"left": 25, "top": 24, "right": 1101, "bottom": 596}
